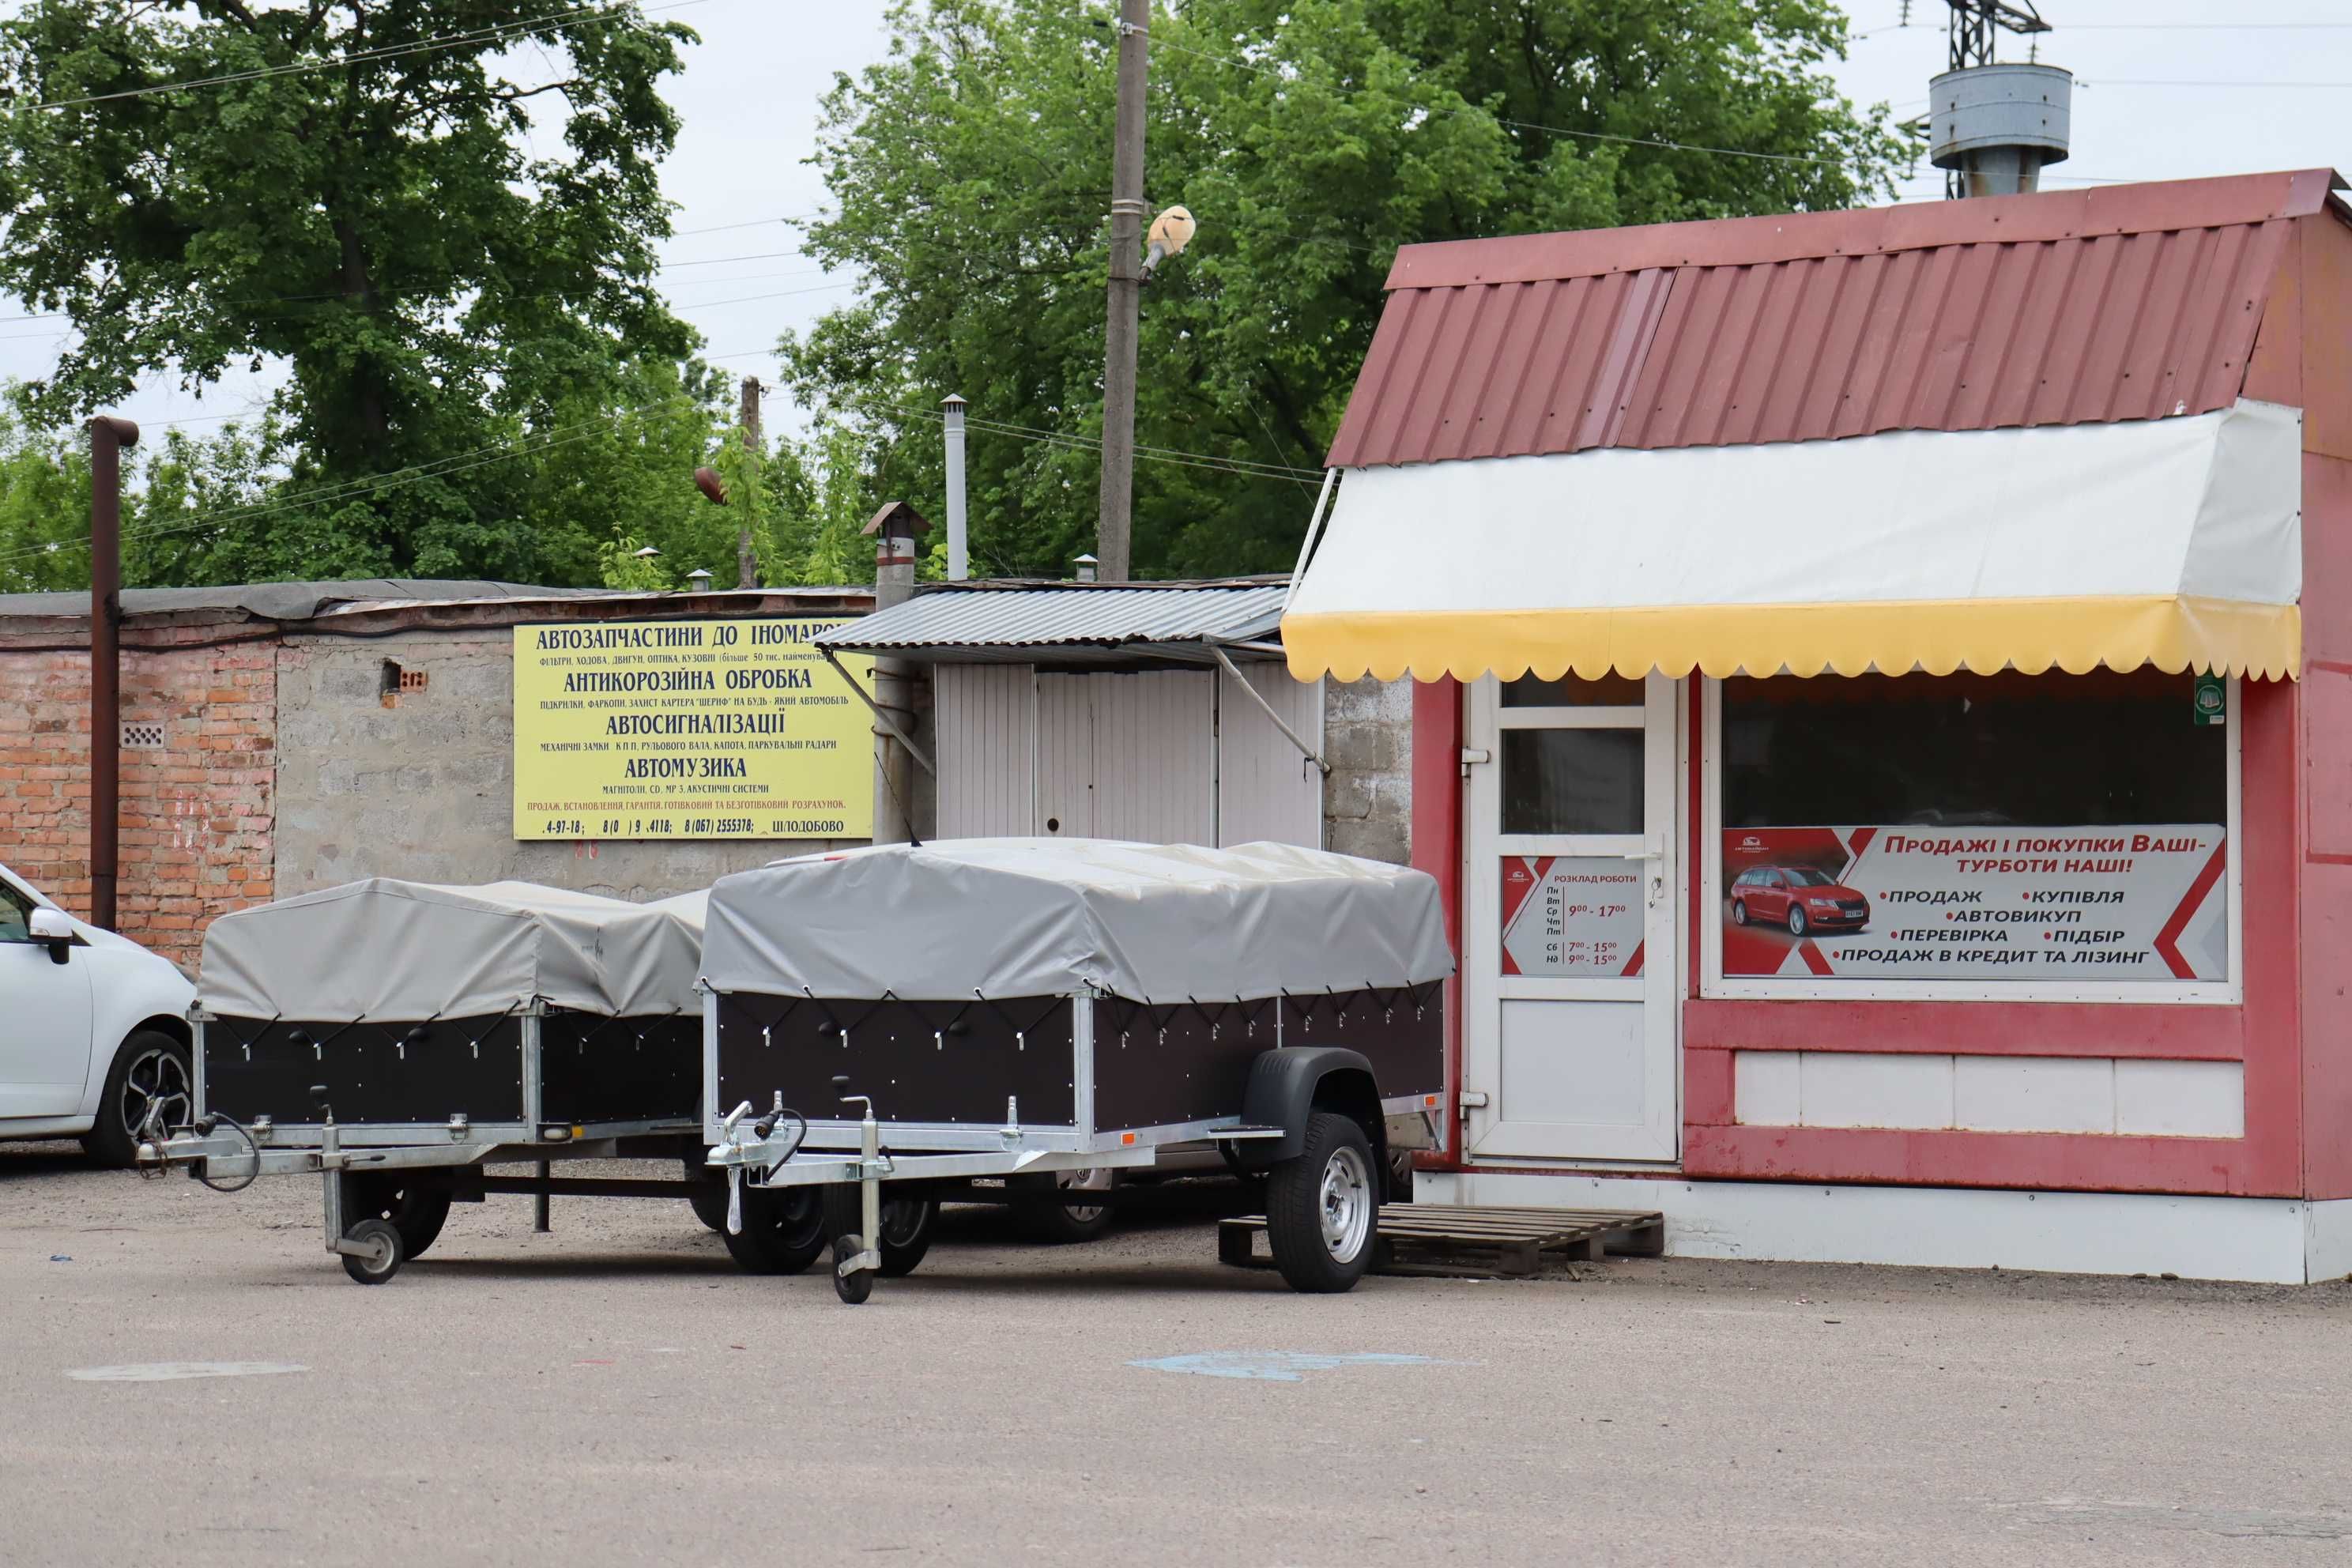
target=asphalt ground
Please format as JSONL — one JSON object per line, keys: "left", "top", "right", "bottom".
{"left": 4, "top": 1139, "right": 2350, "bottom": 1567}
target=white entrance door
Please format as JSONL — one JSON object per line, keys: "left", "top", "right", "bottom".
{"left": 1464, "top": 674, "right": 1679, "bottom": 1162}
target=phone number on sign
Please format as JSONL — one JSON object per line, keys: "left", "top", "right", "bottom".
{"left": 538, "top": 816, "right": 849, "bottom": 837}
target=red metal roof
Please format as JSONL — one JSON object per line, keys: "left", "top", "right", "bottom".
{"left": 1326, "top": 169, "right": 2345, "bottom": 469}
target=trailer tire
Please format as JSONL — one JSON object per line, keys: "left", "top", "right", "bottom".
{"left": 720, "top": 1185, "right": 827, "bottom": 1275}
{"left": 683, "top": 1159, "right": 730, "bottom": 1232}
{"left": 1265, "top": 1111, "right": 1378, "bottom": 1294}
{"left": 833, "top": 1238, "right": 875, "bottom": 1305}
{"left": 825, "top": 1185, "right": 936, "bottom": 1276}
{"left": 344, "top": 1172, "right": 452, "bottom": 1261}
{"left": 1012, "top": 1168, "right": 1118, "bottom": 1243}
{"left": 341, "top": 1218, "right": 403, "bottom": 1284}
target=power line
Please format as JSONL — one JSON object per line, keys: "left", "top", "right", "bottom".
{"left": 2079, "top": 78, "right": 2352, "bottom": 89}
{"left": 1140, "top": 28, "right": 2132, "bottom": 188}
{"left": 11, "top": 0, "right": 712, "bottom": 117}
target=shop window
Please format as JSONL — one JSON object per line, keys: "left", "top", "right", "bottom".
{"left": 1723, "top": 669, "right": 2223, "bottom": 828}
{"left": 1713, "top": 671, "right": 2232, "bottom": 991}
{"left": 1502, "top": 673, "right": 1645, "bottom": 708}
{"left": 1502, "top": 729, "right": 1643, "bottom": 835}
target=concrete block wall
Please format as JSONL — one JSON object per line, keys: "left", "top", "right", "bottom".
{"left": 1322, "top": 675, "right": 1412, "bottom": 864}
{"left": 272, "top": 629, "right": 864, "bottom": 901}
{"left": 0, "top": 641, "right": 275, "bottom": 968}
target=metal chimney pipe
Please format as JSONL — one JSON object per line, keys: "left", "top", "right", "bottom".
{"left": 1931, "top": 62, "right": 2071, "bottom": 198}
{"left": 88, "top": 415, "right": 138, "bottom": 931}
{"left": 942, "top": 394, "right": 968, "bottom": 580}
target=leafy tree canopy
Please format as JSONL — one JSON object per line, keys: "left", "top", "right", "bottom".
{"left": 0, "top": 0, "right": 699, "bottom": 580}
{"left": 782, "top": 0, "right": 1912, "bottom": 579}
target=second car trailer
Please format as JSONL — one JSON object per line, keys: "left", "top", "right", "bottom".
{"left": 699, "top": 838, "right": 1453, "bottom": 1301}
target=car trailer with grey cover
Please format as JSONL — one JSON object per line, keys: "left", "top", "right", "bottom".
{"left": 699, "top": 839, "right": 1453, "bottom": 1302}
{"left": 135, "top": 879, "right": 735, "bottom": 1283}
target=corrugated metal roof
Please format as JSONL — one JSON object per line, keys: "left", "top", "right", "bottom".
{"left": 1327, "top": 168, "right": 2343, "bottom": 469}
{"left": 816, "top": 583, "right": 1287, "bottom": 665}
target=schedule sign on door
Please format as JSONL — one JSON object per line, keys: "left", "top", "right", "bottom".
{"left": 1500, "top": 857, "right": 1645, "bottom": 976}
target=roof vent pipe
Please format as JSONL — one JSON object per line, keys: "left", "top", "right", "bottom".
{"left": 941, "top": 393, "right": 968, "bottom": 580}
{"left": 1931, "top": 62, "right": 2071, "bottom": 198}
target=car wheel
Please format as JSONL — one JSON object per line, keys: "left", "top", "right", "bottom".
{"left": 1787, "top": 906, "right": 1807, "bottom": 937}
{"left": 825, "top": 1185, "right": 936, "bottom": 1276}
{"left": 1264, "top": 1110, "right": 1379, "bottom": 1294}
{"left": 1731, "top": 899, "right": 1748, "bottom": 926}
{"left": 1012, "top": 1167, "right": 1118, "bottom": 1243}
{"left": 81, "top": 1029, "right": 192, "bottom": 1169}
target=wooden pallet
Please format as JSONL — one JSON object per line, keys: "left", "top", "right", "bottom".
{"left": 1217, "top": 1203, "right": 1664, "bottom": 1279}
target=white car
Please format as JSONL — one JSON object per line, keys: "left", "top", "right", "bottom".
{"left": 0, "top": 861, "right": 198, "bottom": 1165}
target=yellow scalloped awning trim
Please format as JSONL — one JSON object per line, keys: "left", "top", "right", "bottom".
{"left": 1281, "top": 595, "right": 2301, "bottom": 684}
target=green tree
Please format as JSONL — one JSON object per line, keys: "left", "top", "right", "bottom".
{"left": 0, "top": 1, "right": 698, "bottom": 580}
{"left": 782, "top": 0, "right": 1909, "bottom": 578}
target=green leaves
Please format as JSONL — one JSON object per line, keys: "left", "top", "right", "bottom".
{"left": 782, "top": 0, "right": 1911, "bottom": 578}
{"left": 0, "top": 1, "right": 698, "bottom": 581}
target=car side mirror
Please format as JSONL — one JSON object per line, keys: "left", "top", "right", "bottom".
{"left": 27, "top": 907, "right": 73, "bottom": 964}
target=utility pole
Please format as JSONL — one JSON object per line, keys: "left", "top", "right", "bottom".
{"left": 1095, "top": 0, "right": 1148, "bottom": 583}
{"left": 737, "top": 375, "right": 761, "bottom": 589}
{"left": 88, "top": 416, "right": 138, "bottom": 931}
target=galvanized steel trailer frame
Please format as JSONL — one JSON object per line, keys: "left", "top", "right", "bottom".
{"left": 701, "top": 984, "right": 1444, "bottom": 1302}
{"left": 137, "top": 1004, "right": 721, "bottom": 1283}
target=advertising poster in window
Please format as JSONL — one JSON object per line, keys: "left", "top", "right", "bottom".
{"left": 1721, "top": 827, "right": 2226, "bottom": 982}
{"left": 513, "top": 618, "right": 875, "bottom": 841}
{"left": 1501, "top": 857, "right": 1645, "bottom": 976}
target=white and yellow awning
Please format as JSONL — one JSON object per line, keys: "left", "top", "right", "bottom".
{"left": 1283, "top": 400, "right": 2303, "bottom": 684}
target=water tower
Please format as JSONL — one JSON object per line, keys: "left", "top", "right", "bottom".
{"left": 1930, "top": 1, "right": 2071, "bottom": 198}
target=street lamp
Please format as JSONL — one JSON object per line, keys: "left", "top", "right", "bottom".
{"left": 1141, "top": 205, "right": 1196, "bottom": 283}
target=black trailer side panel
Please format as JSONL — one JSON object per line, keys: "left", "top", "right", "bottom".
{"left": 715, "top": 993, "right": 1076, "bottom": 1126}
{"left": 1089, "top": 982, "right": 1446, "bottom": 1133}
{"left": 539, "top": 1012, "right": 701, "bottom": 1125}
{"left": 1091, "top": 996, "right": 1279, "bottom": 1129}
{"left": 203, "top": 1014, "right": 526, "bottom": 1124}
{"left": 1278, "top": 982, "right": 1446, "bottom": 1101}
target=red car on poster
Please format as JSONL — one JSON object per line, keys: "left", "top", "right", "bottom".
{"left": 1728, "top": 865, "right": 1870, "bottom": 937}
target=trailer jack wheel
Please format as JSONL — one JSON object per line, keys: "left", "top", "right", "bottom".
{"left": 340, "top": 1217, "right": 404, "bottom": 1285}
{"left": 832, "top": 1235, "right": 877, "bottom": 1304}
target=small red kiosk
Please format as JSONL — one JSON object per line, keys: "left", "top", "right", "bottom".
{"left": 1283, "top": 170, "right": 2352, "bottom": 1281}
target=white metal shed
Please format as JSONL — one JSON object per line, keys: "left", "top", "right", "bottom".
{"left": 814, "top": 580, "right": 1327, "bottom": 849}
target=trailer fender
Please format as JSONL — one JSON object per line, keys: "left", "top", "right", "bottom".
{"left": 1238, "top": 1048, "right": 1389, "bottom": 1179}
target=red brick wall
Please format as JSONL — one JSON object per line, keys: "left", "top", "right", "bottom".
{"left": 0, "top": 636, "right": 277, "bottom": 969}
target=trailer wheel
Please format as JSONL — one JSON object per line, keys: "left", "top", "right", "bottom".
{"left": 343, "top": 1172, "right": 453, "bottom": 1261}
{"left": 683, "top": 1159, "right": 729, "bottom": 1232}
{"left": 832, "top": 1236, "right": 875, "bottom": 1305}
{"left": 1265, "top": 1111, "right": 1378, "bottom": 1294}
{"left": 720, "top": 1185, "right": 827, "bottom": 1275}
{"left": 340, "top": 1218, "right": 403, "bottom": 1285}
{"left": 1012, "top": 1168, "right": 1118, "bottom": 1243}
{"left": 825, "top": 1186, "right": 936, "bottom": 1276}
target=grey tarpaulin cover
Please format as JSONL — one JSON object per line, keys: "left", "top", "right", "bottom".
{"left": 200, "top": 880, "right": 707, "bottom": 1022}
{"left": 702, "top": 839, "right": 1454, "bottom": 1004}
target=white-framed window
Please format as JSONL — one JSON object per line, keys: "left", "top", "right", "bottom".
{"left": 1700, "top": 671, "right": 2242, "bottom": 1004}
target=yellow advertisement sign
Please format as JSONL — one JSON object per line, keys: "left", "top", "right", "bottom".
{"left": 513, "top": 617, "right": 874, "bottom": 841}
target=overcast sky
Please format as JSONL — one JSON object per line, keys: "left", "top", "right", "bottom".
{"left": 6, "top": 0, "right": 2348, "bottom": 447}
